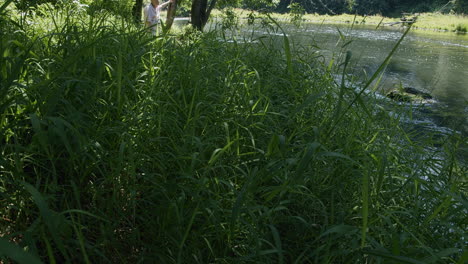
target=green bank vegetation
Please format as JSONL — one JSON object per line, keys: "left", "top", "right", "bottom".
{"left": 1, "top": 0, "right": 467, "bottom": 263}
{"left": 212, "top": 9, "right": 468, "bottom": 33}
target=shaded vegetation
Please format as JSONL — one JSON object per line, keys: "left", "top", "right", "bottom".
{"left": 1, "top": 1, "right": 467, "bottom": 263}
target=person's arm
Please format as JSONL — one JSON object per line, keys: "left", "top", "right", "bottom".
{"left": 159, "top": 0, "right": 173, "bottom": 9}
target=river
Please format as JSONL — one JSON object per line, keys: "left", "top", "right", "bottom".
{"left": 297, "top": 24, "right": 468, "bottom": 136}
{"left": 296, "top": 24, "right": 468, "bottom": 102}
{"left": 223, "top": 21, "right": 468, "bottom": 139}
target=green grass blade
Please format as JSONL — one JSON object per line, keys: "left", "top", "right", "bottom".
{"left": 361, "top": 171, "right": 369, "bottom": 248}
{"left": 176, "top": 204, "right": 199, "bottom": 264}
{"left": 23, "top": 182, "right": 69, "bottom": 261}
{"left": 267, "top": 14, "right": 293, "bottom": 78}
{"left": 269, "top": 225, "right": 284, "bottom": 264}
{"left": 69, "top": 213, "right": 91, "bottom": 264}
{"left": 363, "top": 249, "right": 426, "bottom": 264}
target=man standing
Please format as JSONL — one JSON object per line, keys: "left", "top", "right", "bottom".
{"left": 144, "top": 0, "right": 173, "bottom": 35}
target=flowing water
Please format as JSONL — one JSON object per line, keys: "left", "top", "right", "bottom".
{"left": 230, "top": 22, "right": 468, "bottom": 139}
{"left": 298, "top": 24, "right": 468, "bottom": 136}
{"left": 296, "top": 24, "right": 468, "bottom": 102}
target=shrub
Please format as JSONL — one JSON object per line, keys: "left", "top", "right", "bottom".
{"left": 455, "top": 23, "right": 467, "bottom": 32}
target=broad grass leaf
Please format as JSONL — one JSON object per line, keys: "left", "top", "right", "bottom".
{"left": 48, "top": 117, "right": 75, "bottom": 156}
{"left": 317, "top": 151, "right": 354, "bottom": 162}
{"left": 29, "top": 114, "right": 48, "bottom": 151}
{"left": 0, "top": 237, "right": 43, "bottom": 264}
{"left": 295, "top": 142, "right": 320, "bottom": 179}
{"left": 291, "top": 92, "right": 324, "bottom": 116}
{"left": 266, "top": 134, "right": 281, "bottom": 157}
{"left": 23, "top": 182, "right": 68, "bottom": 260}
{"left": 208, "top": 140, "right": 235, "bottom": 166}
{"left": 319, "top": 224, "right": 357, "bottom": 239}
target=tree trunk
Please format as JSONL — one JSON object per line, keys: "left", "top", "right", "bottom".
{"left": 132, "top": 0, "right": 143, "bottom": 24}
{"left": 204, "top": 0, "right": 217, "bottom": 27}
{"left": 190, "top": 0, "right": 217, "bottom": 31}
{"left": 191, "top": 0, "right": 205, "bottom": 30}
{"left": 165, "top": 0, "right": 178, "bottom": 31}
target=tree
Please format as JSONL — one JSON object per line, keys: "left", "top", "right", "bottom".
{"left": 165, "top": 0, "right": 179, "bottom": 30}
{"left": 276, "top": 0, "right": 346, "bottom": 15}
{"left": 132, "top": 0, "right": 143, "bottom": 23}
{"left": 190, "top": 0, "right": 279, "bottom": 30}
{"left": 190, "top": 0, "right": 217, "bottom": 30}
{"left": 352, "top": 0, "right": 390, "bottom": 15}
{"left": 454, "top": 0, "right": 468, "bottom": 13}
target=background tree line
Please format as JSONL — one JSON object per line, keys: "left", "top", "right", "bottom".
{"left": 11, "top": 0, "right": 468, "bottom": 31}
{"left": 272, "top": 0, "right": 468, "bottom": 16}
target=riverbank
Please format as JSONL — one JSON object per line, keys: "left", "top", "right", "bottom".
{"left": 212, "top": 9, "right": 468, "bottom": 33}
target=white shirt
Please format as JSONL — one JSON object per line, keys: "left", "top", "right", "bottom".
{"left": 144, "top": 3, "right": 161, "bottom": 34}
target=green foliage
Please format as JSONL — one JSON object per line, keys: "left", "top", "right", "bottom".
{"left": 13, "top": 0, "right": 57, "bottom": 10}
{"left": 272, "top": 0, "right": 460, "bottom": 16}
{"left": 346, "top": 0, "right": 355, "bottom": 12}
{"left": 247, "top": 10, "right": 256, "bottom": 24}
{"left": 0, "top": 238, "right": 43, "bottom": 264}
{"left": 454, "top": 0, "right": 468, "bottom": 14}
{"left": 12, "top": 0, "right": 134, "bottom": 17}
{"left": 455, "top": 23, "right": 467, "bottom": 32}
{"left": 242, "top": 0, "right": 280, "bottom": 10}
{"left": 288, "top": 2, "right": 305, "bottom": 27}
{"left": 174, "top": 1, "right": 192, "bottom": 17}
{"left": 352, "top": 0, "right": 390, "bottom": 14}
{"left": 12, "top": 0, "right": 95, "bottom": 11}
{"left": 276, "top": 0, "right": 347, "bottom": 14}
{"left": 221, "top": 7, "right": 239, "bottom": 30}
{"left": 1, "top": 2, "right": 466, "bottom": 263}
{"left": 87, "top": 0, "right": 134, "bottom": 18}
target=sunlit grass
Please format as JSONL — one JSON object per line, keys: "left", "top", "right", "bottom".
{"left": 414, "top": 13, "right": 468, "bottom": 32}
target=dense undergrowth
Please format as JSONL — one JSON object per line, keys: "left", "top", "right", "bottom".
{"left": 1, "top": 1, "right": 467, "bottom": 263}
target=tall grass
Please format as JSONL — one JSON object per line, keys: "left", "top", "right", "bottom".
{"left": 1, "top": 2, "right": 466, "bottom": 263}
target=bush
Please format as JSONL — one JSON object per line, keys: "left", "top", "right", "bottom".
{"left": 455, "top": 23, "right": 467, "bottom": 32}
